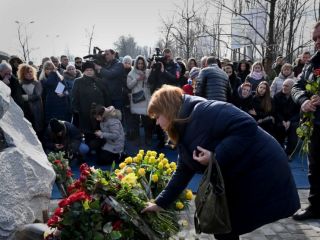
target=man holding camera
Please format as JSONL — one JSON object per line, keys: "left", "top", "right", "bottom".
{"left": 94, "top": 49, "right": 125, "bottom": 111}
{"left": 147, "top": 48, "right": 181, "bottom": 148}
{"left": 148, "top": 48, "right": 181, "bottom": 93}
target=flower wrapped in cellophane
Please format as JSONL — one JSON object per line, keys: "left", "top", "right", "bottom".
{"left": 45, "top": 150, "right": 192, "bottom": 240}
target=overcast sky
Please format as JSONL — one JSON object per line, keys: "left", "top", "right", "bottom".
{"left": 1, "top": 0, "right": 178, "bottom": 63}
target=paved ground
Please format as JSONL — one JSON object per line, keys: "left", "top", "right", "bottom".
{"left": 175, "top": 190, "right": 320, "bottom": 240}
{"left": 49, "top": 190, "right": 320, "bottom": 240}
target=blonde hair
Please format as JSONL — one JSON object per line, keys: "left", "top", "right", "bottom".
{"left": 148, "top": 85, "right": 184, "bottom": 144}
{"left": 17, "top": 64, "right": 37, "bottom": 82}
{"left": 39, "top": 61, "right": 62, "bottom": 81}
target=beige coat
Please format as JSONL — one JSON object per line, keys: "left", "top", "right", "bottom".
{"left": 127, "top": 56, "right": 151, "bottom": 115}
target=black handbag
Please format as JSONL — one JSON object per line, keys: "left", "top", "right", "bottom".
{"left": 194, "top": 154, "right": 232, "bottom": 234}
{"left": 132, "top": 80, "right": 146, "bottom": 103}
{"left": 132, "top": 90, "right": 146, "bottom": 103}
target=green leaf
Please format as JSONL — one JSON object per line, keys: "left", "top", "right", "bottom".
{"left": 306, "top": 84, "right": 312, "bottom": 91}
{"left": 90, "top": 199, "right": 101, "bottom": 210}
{"left": 110, "top": 231, "right": 122, "bottom": 239}
{"left": 83, "top": 200, "right": 90, "bottom": 211}
{"left": 93, "top": 232, "right": 104, "bottom": 240}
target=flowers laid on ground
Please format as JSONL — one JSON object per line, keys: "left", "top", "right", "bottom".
{"left": 45, "top": 150, "right": 192, "bottom": 240}
{"left": 47, "top": 151, "right": 73, "bottom": 197}
{"left": 296, "top": 69, "right": 320, "bottom": 154}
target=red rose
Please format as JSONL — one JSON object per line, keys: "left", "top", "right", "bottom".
{"left": 80, "top": 163, "right": 90, "bottom": 172}
{"left": 47, "top": 215, "right": 60, "bottom": 227}
{"left": 74, "top": 180, "right": 82, "bottom": 188}
{"left": 67, "top": 169, "right": 73, "bottom": 177}
{"left": 80, "top": 175, "right": 87, "bottom": 182}
{"left": 68, "top": 191, "right": 91, "bottom": 204}
{"left": 82, "top": 170, "right": 90, "bottom": 176}
{"left": 112, "top": 220, "right": 122, "bottom": 230}
{"left": 58, "top": 198, "right": 70, "bottom": 208}
{"left": 54, "top": 160, "right": 62, "bottom": 164}
{"left": 314, "top": 69, "right": 320, "bottom": 77}
{"left": 54, "top": 207, "right": 63, "bottom": 217}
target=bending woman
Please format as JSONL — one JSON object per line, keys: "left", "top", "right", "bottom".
{"left": 142, "top": 85, "right": 299, "bottom": 240}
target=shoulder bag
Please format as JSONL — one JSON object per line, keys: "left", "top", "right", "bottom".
{"left": 194, "top": 154, "right": 232, "bottom": 234}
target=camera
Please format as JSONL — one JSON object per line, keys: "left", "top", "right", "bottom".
{"left": 148, "top": 48, "right": 165, "bottom": 63}
{"left": 83, "top": 47, "right": 106, "bottom": 66}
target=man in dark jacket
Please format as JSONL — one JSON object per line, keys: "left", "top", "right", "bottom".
{"left": 94, "top": 49, "right": 125, "bottom": 111}
{"left": 0, "top": 62, "right": 24, "bottom": 108}
{"left": 148, "top": 48, "right": 181, "bottom": 93}
{"left": 195, "top": 56, "right": 232, "bottom": 102}
{"left": 291, "top": 21, "right": 320, "bottom": 220}
{"left": 273, "top": 79, "right": 300, "bottom": 156}
{"left": 43, "top": 118, "right": 89, "bottom": 160}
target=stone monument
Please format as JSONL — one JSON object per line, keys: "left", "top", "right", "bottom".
{"left": 0, "top": 81, "right": 55, "bottom": 239}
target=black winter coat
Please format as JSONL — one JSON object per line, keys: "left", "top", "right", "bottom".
{"left": 43, "top": 121, "right": 81, "bottom": 155}
{"left": 71, "top": 75, "right": 111, "bottom": 133}
{"left": 273, "top": 91, "right": 300, "bottom": 126}
{"left": 99, "top": 59, "right": 125, "bottom": 101}
{"left": 155, "top": 95, "right": 299, "bottom": 235}
{"left": 292, "top": 51, "right": 320, "bottom": 125}
{"left": 195, "top": 64, "right": 231, "bottom": 102}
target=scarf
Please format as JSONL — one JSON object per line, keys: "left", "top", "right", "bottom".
{"left": 250, "top": 71, "right": 264, "bottom": 80}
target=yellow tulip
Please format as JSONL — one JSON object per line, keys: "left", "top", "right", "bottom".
{"left": 152, "top": 174, "right": 159, "bottom": 183}
{"left": 136, "top": 154, "right": 143, "bottom": 162}
{"left": 185, "top": 190, "right": 193, "bottom": 200}
{"left": 149, "top": 156, "right": 156, "bottom": 164}
{"left": 138, "top": 168, "right": 146, "bottom": 176}
{"left": 133, "top": 157, "right": 139, "bottom": 163}
{"left": 159, "top": 153, "right": 165, "bottom": 159}
{"left": 138, "top": 150, "right": 144, "bottom": 156}
{"left": 166, "top": 168, "right": 172, "bottom": 175}
{"left": 126, "top": 167, "right": 133, "bottom": 173}
{"left": 158, "top": 162, "right": 164, "bottom": 170}
{"left": 170, "top": 162, "right": 177, "bottom": 170}
{"left": 161, "top": 158, "right": 168, "bottom": 165}
{"left": 176, "top": 201, "right": 184, "bottom": 210}
{"left": 115, "top": 169, "right": 121, "bottom": 174}
{"left": 124, "top": 157, "right": 132, "bottom": 164}
{"left": 119, "top": 162, "right": 126, "bottom": 169}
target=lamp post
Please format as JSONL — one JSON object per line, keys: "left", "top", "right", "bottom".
{"left": 14, "top": 20, "right": 35, "bottom": 62}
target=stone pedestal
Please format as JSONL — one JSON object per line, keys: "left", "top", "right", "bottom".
{"left": 0, "top": 81, "right": 55, "bottom": 239}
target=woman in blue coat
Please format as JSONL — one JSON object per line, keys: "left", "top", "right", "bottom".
{"left": 142, "top": 85, "right": 300, "bottom": 240}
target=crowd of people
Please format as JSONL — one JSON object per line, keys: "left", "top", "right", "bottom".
{"left": 0, "top": 46, "right": 312, "bottom": 162}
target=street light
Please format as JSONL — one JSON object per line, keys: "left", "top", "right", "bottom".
{"left": 14, "top": 20, "right": 35, "bottom": 62}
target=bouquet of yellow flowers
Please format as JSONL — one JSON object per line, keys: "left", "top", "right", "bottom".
{"left": 45, "top": 150, "right": 192, "bottom": 240}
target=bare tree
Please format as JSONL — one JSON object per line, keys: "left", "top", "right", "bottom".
{"left": 15, "top": 21, "right": 34, "bottom": 62}
{"left": 159, "top": 0, "right": 207, "bottom": 60}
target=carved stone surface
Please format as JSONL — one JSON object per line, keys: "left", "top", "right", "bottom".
{"left": 0, "top": 81, "right": 55, "bottom": 239}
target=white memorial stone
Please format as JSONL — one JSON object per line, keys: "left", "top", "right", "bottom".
{"left": 0, "top": 81, "right": 56, "bottom": 239}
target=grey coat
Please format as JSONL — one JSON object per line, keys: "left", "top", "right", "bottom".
{"left": 100, "top": 117, "right": 125, "bottom": 154}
